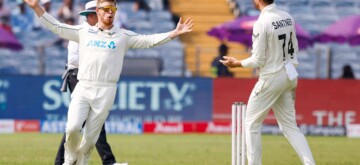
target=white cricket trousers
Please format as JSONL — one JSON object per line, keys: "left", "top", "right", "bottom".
{"left": 245, "top": 67, "right": 315, "bottom": 165}
{"left": 63, "top": 81, "right": 117, "bottom": 165}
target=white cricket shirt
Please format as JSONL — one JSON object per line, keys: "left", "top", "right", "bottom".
{"left": 241, "top": 4, "right": 299, "bottom": 77}
{"left": 39, "top": 12, "right": 171, "bottom": 83}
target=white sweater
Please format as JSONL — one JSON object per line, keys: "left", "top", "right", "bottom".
{"left": 40, "top": 12, "right": 171, "bottom": 83}
{"left": 241, "top": 4, "right": 299, "bottom": 77}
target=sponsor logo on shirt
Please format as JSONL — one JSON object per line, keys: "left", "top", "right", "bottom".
{"left": 252, "top": 33, "right": 260, "bottom": 40}
{"left": 88, "top": 29, "right": 98, "bottom": 34}
{"left": 87, "top": 40, "right": 116, "bottom": 49}
{"left": 108, "top": 41, "right": 116, "bottom": 49}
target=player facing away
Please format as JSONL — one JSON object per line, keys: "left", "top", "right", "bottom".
{"left": 23, "top": 0, "right": 194, "bottom": 164}
{"left": 220, "top": 0, "right": 316, "bottom": 165}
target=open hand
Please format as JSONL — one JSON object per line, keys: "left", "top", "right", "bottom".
{"left": 175, "top": 17, "right": 194, "bottom": 34}
{"left": 23, "top": 0, "right": 39, "bottom": 9}
{"left": 169, "top": 17, "right": 194, "bottom": 38}
{"left": 220, "top": 56, "right": 241, "bottom": 68}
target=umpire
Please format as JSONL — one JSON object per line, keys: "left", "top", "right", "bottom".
{"left": 56, "top": 1, "right": 126, "bottom": 165}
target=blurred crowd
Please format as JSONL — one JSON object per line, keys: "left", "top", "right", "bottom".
{"left": 0, "top": 0, "right": 185, "bottom": 76}
{"left": 0, "top": 0, "right": 177, "bottom": 43}
{"left": 0, "top": 0, "right": 175, "bottom": 34}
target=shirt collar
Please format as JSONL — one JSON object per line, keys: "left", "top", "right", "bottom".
{"left": 260, "top": 3, "right": 276, "bottom": 16}
{"left": 83, "top": 21, "right": 91, "bottom": 27}
{"left": 95, "top": 23, "right": 115, "bottom": 32}
{"left": 93, "top": 23, "right": 117, "bottom": 36}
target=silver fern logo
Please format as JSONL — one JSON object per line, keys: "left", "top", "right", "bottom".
{"left": 108, "top": 41, "right": 116, "bottom": 49}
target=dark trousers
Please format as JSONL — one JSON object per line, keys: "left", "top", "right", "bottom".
{"left": 55, "top": 69, "right": 116, "bottom": 165}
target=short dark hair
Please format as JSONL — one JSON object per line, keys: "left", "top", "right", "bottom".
{"left": 263, "top": 0, "right": 274, "bottom": 5}
{"left": 219, "top": 43, "right": 228, "bottom": 55}
{"left": 86, "top": 12, "right": 96, "bottom": 18}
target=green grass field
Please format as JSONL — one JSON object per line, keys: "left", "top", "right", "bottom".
{"left": 0, "top": 133, "right": 359, "bottom": 165}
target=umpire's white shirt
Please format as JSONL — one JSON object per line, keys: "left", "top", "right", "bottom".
{"left": 40, "top": 12, "right": 171, "bottom": 83}
{"left": 67, "top": 32, "right": 82, "bottom": 70}
{"left": 67, "top": 40, "right": 79, "bottom": 70}
{"left": 241, "top": 4, "right": 299, "bottom": 77}
{"left": 66, "top": 22, "right": 91, "bottom": 70}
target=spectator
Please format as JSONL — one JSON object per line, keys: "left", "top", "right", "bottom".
{"left": 57, "top": 0, "right": 73, "bottom": 20}
{"left": 114, "top": 8, "right": 128, "bottom": 28}
{"left": 162, "top": 0, "right": 180, "bottom": 25}
{"left": 162, "top": 0, "right": 170, "bottom": 10}
{"left": 10, "top": 0, "right": 34, "bottom": 33}
{"left": 33, "top": 0, "right": 56, "bottom": 30}
{"left": 341, "top": 64, "right": 355, "bottom": 79}
{"left": 148, "top": 0, "right": 163, "bottom": 10}
{"left": 133, "top": 0, "right": 151, "bottom": 12}
{"left": 0, "top": 0, "right": 12, "bottom": 33}
{"left": 42, "top": 0, "right": 51, "bottom": 12}
{"left": 0, "top": 16, "right": 12, "bottom": 33}
{"left": 0, "top": 0, "right": 9, "bottom": 17}
{"left": 211, "top": 43, "right": 233, "bottom": 77}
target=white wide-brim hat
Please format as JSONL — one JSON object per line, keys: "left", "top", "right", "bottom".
{"left": 78, "top": 0, "right": 97, "bottom": 16}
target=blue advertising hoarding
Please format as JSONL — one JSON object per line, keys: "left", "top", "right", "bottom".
{"left": 0, "top": 76, "right": 213, "bottom": 122}
{"left": 40, "top": 120, "right": 143, "bottom": 134}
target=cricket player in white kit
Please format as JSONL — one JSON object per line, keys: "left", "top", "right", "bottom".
{"left": 24, "top": 0, "right": 194, "bottom": 164}
{"left": 220, "top": 0, "right": 316, "bottom": 165}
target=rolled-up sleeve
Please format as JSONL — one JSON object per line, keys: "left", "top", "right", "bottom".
{"left": 241, "top": 21, "right": 266, "bottom": 68}
{"left": 39, "top": 12, "right": 81, "bottom": 42}
{"left": 125, "top": 30, "right": 172, "bottom": 49}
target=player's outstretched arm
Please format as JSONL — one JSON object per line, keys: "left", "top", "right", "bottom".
{"left": 23, "top": 0, "right": 45, "bottom": 17}
{"left": 24, "top": 0, "right": 80, "bottom": 42}
{"left": 220, "top": 56, "right": 243, "bottom": 68}
{"left": 169, "top": 17, "right": 194, "bottom": 39}
{"left": 127, "top": 17, "right": 194, "bottom": 49}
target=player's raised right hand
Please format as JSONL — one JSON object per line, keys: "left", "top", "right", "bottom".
{"left": 23, "top": 0, "right": 45, "bottom": 17}
{"left": 23, "top": 0, "right": 40, "bottom": 9}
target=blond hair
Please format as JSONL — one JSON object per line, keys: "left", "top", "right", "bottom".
{"left": 96, "top": 0, "right": 116, "bottom": 7}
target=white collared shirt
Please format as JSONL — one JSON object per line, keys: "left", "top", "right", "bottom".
{"left": 39, "top": 12, "right": 171, "bottom": 83}
{"left": 241, "top": 4, "right": 299, "bottom": 77}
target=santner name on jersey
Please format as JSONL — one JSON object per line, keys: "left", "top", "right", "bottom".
{"left": 272, "top": 18, "right": 292, "bottom": 30}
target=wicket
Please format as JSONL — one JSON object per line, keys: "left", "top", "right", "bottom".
{"left": 231, "top": 102, "right": 246, "bottom": 165}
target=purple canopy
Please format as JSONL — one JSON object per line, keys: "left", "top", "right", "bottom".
{"left": 314, "top": 15, "right": 360, "bottom": 45}
{"left": 208, "top": 15, "right": 312, "bottom": 49}
{"left": 0, "top": 27, "right": 23, "bottom": 51}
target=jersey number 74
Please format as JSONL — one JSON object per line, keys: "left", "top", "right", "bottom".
{"left": 278, "top": 32, "right": 295, "bottom": 61}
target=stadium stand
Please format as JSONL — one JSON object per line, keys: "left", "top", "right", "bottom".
{"left": 121, "top": 57, "right": 163, "bottom": 77}
{"left": 230, "top": 0, "right": 360, "bottom": 79}
{"left": 170, "top": 0, "right": 252, "bottom": 78}
{"left": 0, "top": 0, "right": 185, "bottom": 77}
{"left": 1, "top": 0, "right": 360, "bottom": 79}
